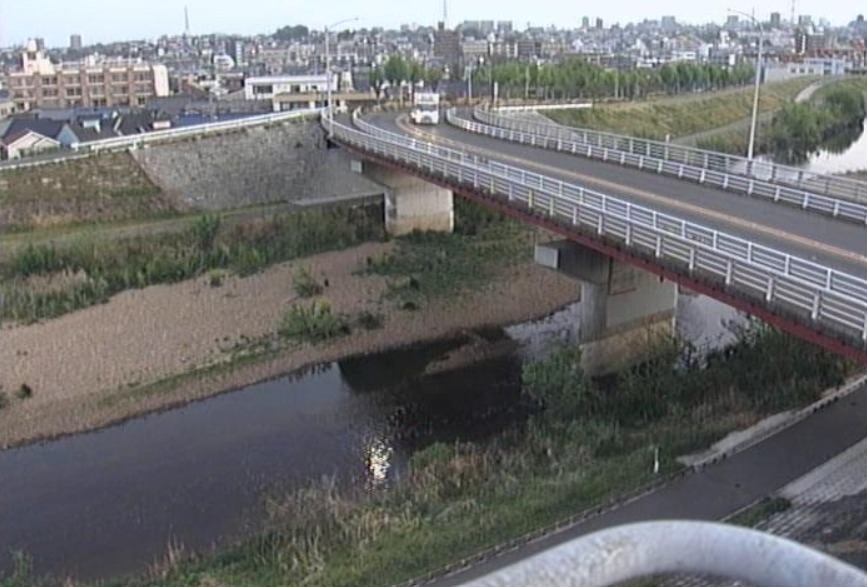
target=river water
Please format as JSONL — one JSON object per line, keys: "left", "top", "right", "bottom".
{"left": 0, "top": 293, "right": 739, "bottom": 582}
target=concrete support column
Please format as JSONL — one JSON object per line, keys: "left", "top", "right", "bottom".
{"left": 535, "top": 239, "right": 678, "bottom": 375}
{"left": 357, "top": 160, "right": 454, "bottom": 236}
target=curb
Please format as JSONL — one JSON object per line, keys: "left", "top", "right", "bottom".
{"left": 679, "top": 373, "right": 867, "bottom": 470}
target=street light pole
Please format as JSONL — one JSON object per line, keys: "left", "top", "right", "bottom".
{"left": 729, "top": 9, "right": 764, "bottom": 167}
{"left": 324, "top": 17, "right": 358, "bottom": 137}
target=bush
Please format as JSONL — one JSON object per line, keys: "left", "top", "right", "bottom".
{"left": 356, "top": 310, "right": 384, "bottom": 330}
{"left": 280, "top": 300, "right": 350, "bottom": 343}
{"left": 191, "top": 214, "right": 221, "bottom": 253}
{"left": 207, "top": 268, "right": 228, "bottom": 287}
{"left": 15, "top": 384, "right": 32, "bottom": 400}
{"left": 292, "top": 267, "right": 323, "bottom": 298}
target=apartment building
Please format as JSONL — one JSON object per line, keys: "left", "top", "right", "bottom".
{"left": 6, "top": 40, "right": 169, "bottom": 111}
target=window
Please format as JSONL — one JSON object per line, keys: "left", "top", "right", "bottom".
{"left": 112, "top": 73, "right": 128, "bottom": 83}
{"left": 88, "top": 74, "right": 104, "bottom": 84}
{"left": 137, "top": 97, "right": 148, "bottom": 106}
{"left": 41, "top": 76, "right": 58, "bottom": 86}
{"left": 64, "top": 75, "right": 80, "bottom": 86}
{"left": 66, "top": 87, "right": 82, "bottom": 97}
{"left": 253, "top": 84, "right": 274, "bottom": 95}
{"left": 42, "top": 88, "right": 59, "bottom": 97}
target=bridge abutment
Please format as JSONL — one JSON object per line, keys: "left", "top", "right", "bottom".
{"left": 355, "top": 160, "right": 454, "bottom": 236}
{"left": 535, "top": 240, "right": 677, "bottom": 375}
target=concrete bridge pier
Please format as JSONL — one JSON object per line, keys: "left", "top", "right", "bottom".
{"left": 353, "top": 159, "right": 454, "bottom": 235}
{"left": 535, "top": 240, "right": 678, "bottom": 376}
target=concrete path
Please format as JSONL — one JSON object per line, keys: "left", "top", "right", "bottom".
{"left": 423, "top": 380, "right": 867, "bottom": 586}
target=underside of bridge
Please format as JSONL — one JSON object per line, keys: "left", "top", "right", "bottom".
{"left": 536, "top": 240, "right": 678, "bottom": 375}
{"left": 339, "top": 144, "right": 867, "bottom": 366}
{"left": 353, "top": 159, "right": 454, "bottom": 235}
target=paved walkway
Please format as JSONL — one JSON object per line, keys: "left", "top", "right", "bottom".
{"left": 427, "top": 381, "right": 867, "bottom": 586}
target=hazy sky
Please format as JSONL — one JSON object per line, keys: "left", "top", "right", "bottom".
{"left": 0, "top": 0, "right": 861, "bottom": 47}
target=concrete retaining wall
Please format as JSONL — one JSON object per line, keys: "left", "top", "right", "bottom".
{"left": 132, "top": 121, "right": 383, "bottom": 210}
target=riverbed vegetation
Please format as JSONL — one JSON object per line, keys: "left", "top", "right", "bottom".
{"left": 542, "top": 77, "right": 816, "bottom": 140}
{"left": 365, "top": 199, "right": 529, "bottom": 309}
{"left": 0, "top": 206, "right": 384, "bottom": 323}
{"left": 9, "top": 321, "right": 845, "bottom": 587}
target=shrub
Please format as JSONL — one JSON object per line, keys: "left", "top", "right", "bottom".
{"left": 191, "top": 214, "right": 222, "bottom": 253}
{"left": 292, "top": 267, "right": 323, "bottom": 298}
{"left": 207, "top": 268, "right": 228, "bottom": 287}
{"left": 280, "top": 300, "right": 350, "bottom": 343}
{"left": 356, "top": 310, "right": 384, "bottom": 330}
{"left": 15, "top": 384, "right": 32, "bottom": 400}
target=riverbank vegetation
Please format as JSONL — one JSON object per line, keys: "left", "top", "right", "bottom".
{"left": 697, "top": 78, "right": 867, "bottom": 157}
{"left": 765, "top": 84, "right": 866, "bottom": 163}
{"left": 9, "top": 322, "right": 845, "bottom": 587}
{"left": 543, "top": 77, "right": 816, "bottom": 140}
{"left": 0, "top": 206, "right": 384, "bottom": 323}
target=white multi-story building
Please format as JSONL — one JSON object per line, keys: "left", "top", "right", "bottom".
{"left": 243, "top": 73, "right": 335, "bottom": 101}
{"left": 5, "top": 40, "right": 169, "bottom": 111}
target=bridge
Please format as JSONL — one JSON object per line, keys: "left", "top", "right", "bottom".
{"left": 322, "top": 106, "right": 867, "bottom": 369}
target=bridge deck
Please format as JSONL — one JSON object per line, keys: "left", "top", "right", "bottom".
{"left": 365, "top": 112, "right": 867, "bottom": 281}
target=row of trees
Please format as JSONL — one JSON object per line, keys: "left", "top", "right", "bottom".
{"left": 367, "top": 55, "right": 756, "bottom": 102}
{"left": 369, "top": 55, "right": 443, "bottom": 100}
{"left": 473, "top": 59, "right": 756, "bottom": 101}
{"left": 766, "top": 85, "right": 866, "bottom": 162}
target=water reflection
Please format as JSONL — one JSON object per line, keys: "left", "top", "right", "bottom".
{"left": 0, "top": 290, "right": 742, "bottom": 582}
{"left": 364, "top": 436, "right": 394, "bottom": 487}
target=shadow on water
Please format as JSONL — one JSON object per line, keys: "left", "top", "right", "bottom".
{"left": 0, "top": 290, "right": 743, "bottom": 583}
{"left": 771, "top": 118, "right": 865, "bottom": 170}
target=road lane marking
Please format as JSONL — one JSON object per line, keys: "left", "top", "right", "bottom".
{"left": 389, "top": 113, "right": 867, "bottom": 271}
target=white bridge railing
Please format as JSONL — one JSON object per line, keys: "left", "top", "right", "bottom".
{"left": 72, "top": 108, "right": 321, "bottom": 153}
{"left": 334, "top": 111, "right": 867, "bottom": 348}
{"left": 475, "top": 106, "right": 867, "bottom": 206}
{"left": 0, "top": 108, "right": 322, "bottom": 173}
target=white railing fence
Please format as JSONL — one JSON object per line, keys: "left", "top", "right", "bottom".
{"left": 326, "top": 110, "right": 867, "bottom": 349}
{"left": 72, "top": 108, "right": 321, "bottom": 153}
{"left": 448, "top": 109, "right": 867, "bottom": 225}
{"left": 478, "top": 106, "right": 867, "bottom": 205}
{"left": 0, "top": 108, "right": 323, "bottom": 173}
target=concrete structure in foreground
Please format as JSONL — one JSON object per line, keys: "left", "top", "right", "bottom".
{"left": 535, "top": 239, "right": 677, "bottom": 375}
{"left": 352, "top": 159, "right": 454, "bottom": 235}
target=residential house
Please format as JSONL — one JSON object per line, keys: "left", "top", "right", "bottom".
{"left": 0, "top": 118, "right": 74, "bottom": 159}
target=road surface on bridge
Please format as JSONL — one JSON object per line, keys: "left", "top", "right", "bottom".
{"left": 362, "top": 111, "right": 867, "bottom": 282}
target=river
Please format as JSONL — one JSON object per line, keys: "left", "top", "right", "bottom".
{"left": 0, "top": 292, "right": 740, "bottom": 583}
{"left": 797, "top": 117, "right": 867, "bottom": 175}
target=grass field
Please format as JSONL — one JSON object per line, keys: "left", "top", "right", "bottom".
{"left": 544, "top": 77, "right": 819, "bottom": 140}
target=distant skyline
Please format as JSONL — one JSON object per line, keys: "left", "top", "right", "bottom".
{"left": 0, "top": 0, "right": 862, "bottom": 47}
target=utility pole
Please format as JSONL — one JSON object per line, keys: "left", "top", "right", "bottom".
{"left": 324, "top": 17, "right": 359, "bottom": 137}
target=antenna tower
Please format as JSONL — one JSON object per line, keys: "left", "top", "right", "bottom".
{"left": 185, "top": 5, "right": 191, "bottom": 36}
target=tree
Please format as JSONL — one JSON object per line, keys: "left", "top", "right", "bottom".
{"left": 369, "top": 67, "right": 385, "bottom": 100}
{"left": 273, "top": 25, "right": 309, "bottom": 42}
{"left": 383, "top": 55, "right": 409, "bottom": 87}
